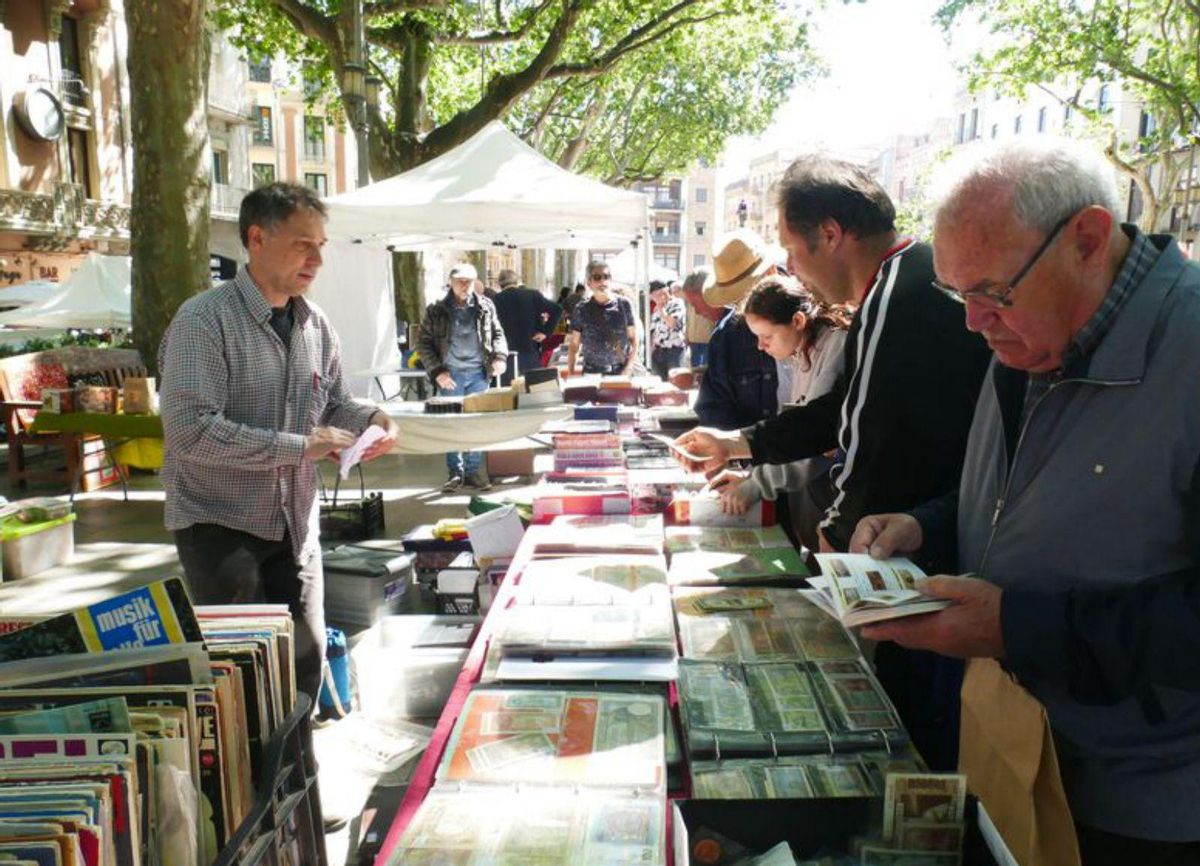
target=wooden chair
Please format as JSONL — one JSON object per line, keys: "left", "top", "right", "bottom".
{"left": 0, "top": 348, "right": 144, "bottom": 492}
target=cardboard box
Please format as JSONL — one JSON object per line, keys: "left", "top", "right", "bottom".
{"left": 40, "top": 388, "right": 76, "bottom": 413}
{"left": 77, "top": 385, "right": 118, "bottom": 414}
{"left": 463, "top": 387, "right": 517, "bottom": 413}
{"left": 80, "top": 437, "right": 120, "bottom": 492}
{"left": 487, "top": 448, "right": 536, "bottom": 477}
{"left": 122, "top": 377, "right": 158, "bottom": 414}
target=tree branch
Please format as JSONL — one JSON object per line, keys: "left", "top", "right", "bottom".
{"left": 546, "top": 9, "right": 729, "bottom": 79}
{"left": 418, "top": 0, "right": 588, "bottom": 161}
{"left": 434, "top": 0, "right": 556, "bottom": 45}
{"left": 364, "top": 0, "right": 446, "bottom": 16}
{"left": 266, "top": 0, "right": 338, "bottom": 46}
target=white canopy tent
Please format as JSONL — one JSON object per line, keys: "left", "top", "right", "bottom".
{"left": 306, "top": 239, "right": 401, "bottom": 399}
{"left": 322, "top": 120, "right": 655, "bottom": 373}
{"left": 323, "top": 121, "right": 650, "bottom": 252}
{"left": 0, "top": 279, "right": 61, "bottom": 309}
{"left": 609, "top": 247, "right": 677, "bottom": 286}
{"left": 0, "top": 254, "right": 131, "bottom": 330}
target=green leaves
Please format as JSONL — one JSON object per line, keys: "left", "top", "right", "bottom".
{"left": 938, "top": 0, "right": 1200, "bottom": 230}
{"left": 211, "top": 0, "right": 821, "bottom": 175}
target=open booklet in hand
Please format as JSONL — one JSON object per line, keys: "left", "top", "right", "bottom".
{"left": 809, "top": 554, "right": 951, "bottom": 628}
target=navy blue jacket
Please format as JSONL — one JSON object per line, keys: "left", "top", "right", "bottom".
{"left": 693, "top": 309, "right": 777, "bottom": 430}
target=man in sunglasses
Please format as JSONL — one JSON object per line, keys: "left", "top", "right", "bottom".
{"left": 850, "top": 139, "right": 1200, "bottom": 864}
{"left": 566, "top": 260, "right": 638, "bottom": 376}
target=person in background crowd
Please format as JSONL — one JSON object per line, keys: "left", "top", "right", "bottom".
{"left": 567, "top": 260, "right": 638, "bottom": 375}
{"left": 492, "top": 268, "right": 561, "bottom": 385}
{"left": 692, "top": 230, "right": 781, "bottom": 428}
{"left": 417, "top": 262, "right": 508, "bottom": 492}
{"left": 564, "top": 282, "right": 587, "bottom": 320}
{"left": 708, "top": 274, "right": 853, "bottom": 550}
{"left": 851, "top": 139, "right": 1200, "bottom": 864}
{"left": 159, "top": 182, "right": 400, "bottom": 703}
{"left": 472, "top": 277, "right": 498, "bottom": 302}
{"left": 649, "top": 280, "right": 688, "bottom": 378}
{"left": 681, "top": 267, "right": 722, "bottom": 367}
{"left": 673, "top": 157, "right": 991, "bottom": 769}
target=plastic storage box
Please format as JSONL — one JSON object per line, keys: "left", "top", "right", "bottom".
{"left": 0, "top": 513, "right": 76, "bottom": 581}
{"left": 350, "top": 614, "right": 480, "bottom": 720}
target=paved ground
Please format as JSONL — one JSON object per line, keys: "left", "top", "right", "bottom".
{"left": 0, "top": 445, "right": 532, "bottom": 866}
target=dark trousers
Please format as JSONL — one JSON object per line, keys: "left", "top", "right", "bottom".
{"left": 651, "top": 346, "right": 686, "bottom": 379}
{"left": 175, "top": 523, "right": 325, "bottom": 703}
{"left": 1076, "top": 822, "right": 1200, "bottom": 866}
{"left": 501, "top": 349, "right": 541, "bottom": 386}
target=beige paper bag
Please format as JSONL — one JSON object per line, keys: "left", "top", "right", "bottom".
{"left": 959, "top": 658, "right": 1081, "bottom": 866}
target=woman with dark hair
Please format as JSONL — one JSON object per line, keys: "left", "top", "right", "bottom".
{"left": 710, "top": 274, "right": 853, "bottom": 548}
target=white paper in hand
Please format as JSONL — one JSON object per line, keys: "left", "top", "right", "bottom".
{"left": 339, "top": 425, "right": 388, "bottom": 480}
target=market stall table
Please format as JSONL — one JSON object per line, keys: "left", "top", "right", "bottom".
{"left": 29, "top": 411, "right": 162, "bottom": 501}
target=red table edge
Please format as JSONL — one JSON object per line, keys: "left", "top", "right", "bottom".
{"left": 375, "top": 524, "right": 690, "bottom": 864}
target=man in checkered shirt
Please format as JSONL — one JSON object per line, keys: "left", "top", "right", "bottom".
{"left": 159, "top": 182, "right": 399, "bottom": 703}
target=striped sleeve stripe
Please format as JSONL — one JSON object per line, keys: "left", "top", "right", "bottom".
{"left": 821, "top": 250, "right": 905, "bottom": 531}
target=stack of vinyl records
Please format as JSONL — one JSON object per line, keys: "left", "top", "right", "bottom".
{"left": 0, "top": 579, "right": 297, "bottom": 865}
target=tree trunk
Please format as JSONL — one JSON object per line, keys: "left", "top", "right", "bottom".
{"left": 125, "top": 0, "right": 212, "bottom": 374}
{"left": 393, "top": 251, "right": 425, "bottom": 331}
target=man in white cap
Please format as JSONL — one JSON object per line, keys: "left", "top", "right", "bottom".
{"left": 692, "top": 229, "right": 783, "bottom": 428}
{"left": 416, "top": 262, "right": 508, "bottom": 490}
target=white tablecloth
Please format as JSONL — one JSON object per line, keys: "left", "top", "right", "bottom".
{"left": 381, "top": 403, "right": 572, "bottom": 455}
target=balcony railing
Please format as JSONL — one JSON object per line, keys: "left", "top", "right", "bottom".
{"left": 651, "top": 197, "right": 683, "bottom": 210}
{"left": 652, "top": 233, "right": 681, "bottom": 245}
{"left": 0, "top": 183, "right": 129, "bottom": 243}
{"left": 212, "top": 183, "right": 250, "bottom": 220}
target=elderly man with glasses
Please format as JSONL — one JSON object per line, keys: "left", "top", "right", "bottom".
{"left": 566, "top": 260, "right": 638, "bottom": 376}
{"left": 851, "top": 139, "right": 1200, "bottom": 865}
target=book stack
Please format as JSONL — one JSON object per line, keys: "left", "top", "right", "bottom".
{"left": 530, "top": 481, "right": 632, "bottom": 522}
{"left": 423, "top": 396, "right": 463, "bottom": 414}
{"left": 551, "top": 426, "right": 625, "bottom": 473}
{"left": 0, "top": 580, "right": 297, "bottom": 866}
{"left": 386, "top": 686, "right": 669, "bottom": 865}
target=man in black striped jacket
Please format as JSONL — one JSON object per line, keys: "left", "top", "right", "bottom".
{"left": 677, "top": 155, "right": 990, "bottom": 554}
{"left": 675, "top": 157, "right": 991, "bottom": 767}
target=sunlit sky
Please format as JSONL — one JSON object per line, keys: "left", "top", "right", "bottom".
{"left": 721, "top": 0, "right": 981, "bottom": 176}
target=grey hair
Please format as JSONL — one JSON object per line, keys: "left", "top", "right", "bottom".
{"left": 931, "top": 138, "right": 1120, "bottom": 233}
{"left": 681, "top": 267, "right": 710, "bottom": 294}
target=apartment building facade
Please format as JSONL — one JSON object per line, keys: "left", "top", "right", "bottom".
{"left": 0, "top": 0, "right": 132, "bottom": 293}
{"left": 208, "top": 41, "right": 356, "bottom": 263}
{"left": 949, "top": 80, "right": 1199, "bottom": 244}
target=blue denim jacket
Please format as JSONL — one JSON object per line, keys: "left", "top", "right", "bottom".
{"left": 694, "top": 309, "right": 777, "bottom": 430}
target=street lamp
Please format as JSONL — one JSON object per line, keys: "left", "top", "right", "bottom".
{"left": 365, "top": 74, "right": 382, "bottom": 111}
{"left": 342, "top": 61, "right": 369, "bottom": 188}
